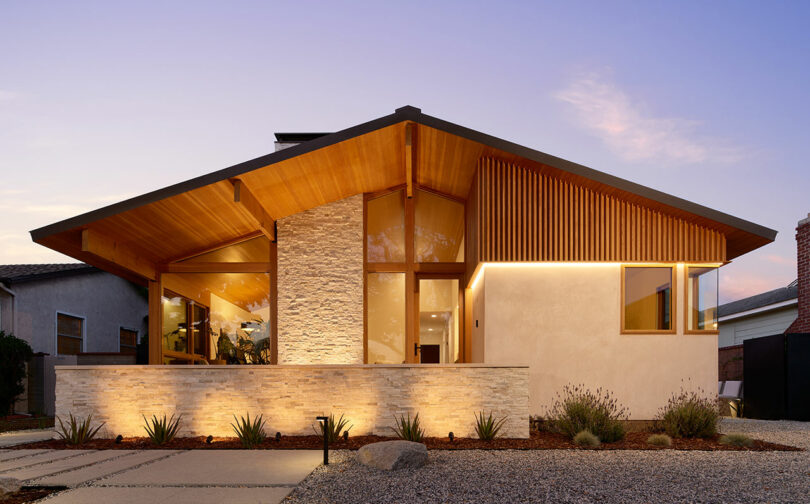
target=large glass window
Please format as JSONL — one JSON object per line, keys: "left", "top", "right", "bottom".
{"left": 367, "top": 273, "right": 406, "bottom": 364}
{"left": 415, "top": 190, "right": 465, "bottom": 262}
{"left": 623, "top": 266, "right": 674, "bottom": 332}
{"left": 367, "top": 190, "right": 405, "bottom": 262}
{"left": 56, "top": 313, "right": 83, "bottom": 355}
{"left": 686, "top": 266, "right": 718, "bottom": 332}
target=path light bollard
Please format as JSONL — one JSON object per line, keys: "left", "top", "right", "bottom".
{"left": 316, "top": 416, "right": 329, "bottom": 465}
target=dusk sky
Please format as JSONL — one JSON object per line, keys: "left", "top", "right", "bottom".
{"left": 1, "top": 1, "right": 808, "bottom": 303}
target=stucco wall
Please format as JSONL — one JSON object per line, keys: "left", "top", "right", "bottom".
{"left": 10, "top": 272, "right": 147, "bottom": 355}
{"left": 55, "top": 364, "right": 530, "bottom": 438}
{"left": 277, "top": 195, "right": 364, "bottom": 364}
{"left": 479, "top": 263, "right": 718, "bottom": 420}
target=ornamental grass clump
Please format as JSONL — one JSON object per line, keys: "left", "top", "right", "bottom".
{"left": 392, "top": 412, "right": 424, "bottom": 442}
{"left": 55, "top": 413, "right": 105, "bottom": 445}
{"left": 143, "top": 414, "right": 182, "bottom": 445}
{"left": 549, "top": 384, "right": 627, "bottom": 443}
{"left": 655, "top": 389, "right": 719, "bottom": 439}
{"left": 719, "top": 433, "right": 754, "bottom": 447}
{"left": 646, "top": 433, "right": 673, "bottom": 447}
{"left": 231, "top": 413, "right": 267, "bottom": 449}
{"left": 312, "top": 413, "right": 352, "bottom": 443}
{"left": 474, "top": 411, "right": 507, "bottom": 441}
{"left": 573, "top": 430, "right": 600, "bottom": 448}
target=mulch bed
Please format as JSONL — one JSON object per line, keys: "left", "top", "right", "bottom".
{"left": 0, "top": 416, "right": 54, "bottom": 433}
{"left": 11, "top": 430, "right": 800, "bottom": 452}
{"left": 1, "top": 486, "right": 66, "bottom": 504}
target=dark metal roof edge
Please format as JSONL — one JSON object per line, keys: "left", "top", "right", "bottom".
{"left": 415, "top": 112, "right": 778, "bottom": 241}
{"left": 1, "top": 265, "right": 99, "bottom": 284}
{"left": 31, "top": 104, "right": 776, "bottom": 243}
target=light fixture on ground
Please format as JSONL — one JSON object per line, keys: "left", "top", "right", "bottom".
{"left": 275, "top": 432, "right": 281, "bottom": 442}
{"left": 316, "top": 416, "right": 329, "bottom": 465}
{"left": 206, "top": 435, "right": 213, "bottom": 444}
{"left": 448, "top": 432, "right": 454, "bottom": 442}
{"left": 115, "top": 435, "right": 123, "bottom": 444}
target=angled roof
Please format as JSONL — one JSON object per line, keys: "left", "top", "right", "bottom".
{"left": 0, "top": 263, "right": 96, "bottom": 284}
{"left": 718, "top": 282, "right": 798, "bottom": 317}
{"left": 29, "top": 105, "right": 777, "bottom": 279}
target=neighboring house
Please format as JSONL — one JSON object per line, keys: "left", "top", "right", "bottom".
{"left": 718, "top": 281, "right": 798, "bottom": 348}
{"left": 28, "top": 106, "right": 777, "bottom": 437}
{"left": 0, "top": 264, "right": 147, "bottom": 414}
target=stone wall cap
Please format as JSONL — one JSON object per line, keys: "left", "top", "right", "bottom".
{"left": 54, "top": 363, "right": 529, "bottom": 370}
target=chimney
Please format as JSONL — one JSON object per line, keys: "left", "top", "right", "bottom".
{"left": 274, "top": 133, "right": 331, "bottom": 152}
{"left": 786, "top": 213, "right": 810, "bottom": 333}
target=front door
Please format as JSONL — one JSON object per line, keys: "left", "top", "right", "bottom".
{"left": 415, "top": 277, "right": 462, "bottom": 364}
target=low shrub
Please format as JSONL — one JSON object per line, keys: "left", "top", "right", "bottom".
{"left": 655, "top": 389, "right": 719, "bottom": 439}
{"left": 646, "top": 433, "right": 672, "bottom": 447}
{"left": 391, "top": 412, "right": 424, "bottom": 442}
{"left": 548, "top": 384, "right": 627, "bottom": 442}
{"left": 719, "top": 433, "right": 754, "bottom": 447}
{"left": 231, "top": 413, "right": 267, "bottom": 449}
{"left": 312, "top": 413, "right": 352, "bottom": 443}
{"left": 573, "top": 430, "right": 600, "bottom": 448}
{"left": 0, "top": 330, "right": 33, "bottom": 417}
{"left": 143, "top": 414, "right": 182, "bottom": 445}
{"left": 55, "top": 413, "right": 105, "bottom": 445}
{"left": 474, "top": 411, "right": 507, "bottom": 441}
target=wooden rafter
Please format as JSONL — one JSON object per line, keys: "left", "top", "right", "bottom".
{"left": 166, "top": 231, "right": 264, "bottom": 263}
{"left": 159, "top": 262, "right": 273, "bottom": 273}
{"left": 405, "top": 122, "right": 414, "bottom": 198}
{"left": 231, "top": 178, "right": 276, "bottom": 242}
{"left": 81, "top": 229, "right": 156, "bottom": 280}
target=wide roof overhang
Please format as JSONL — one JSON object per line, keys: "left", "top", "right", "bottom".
{"left": 30, "top": 105, "right": 777, "bottom": 284}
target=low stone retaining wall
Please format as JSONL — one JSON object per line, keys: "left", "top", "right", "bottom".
{"left": 55, "top": 364, "right": 530, "bottom": 438}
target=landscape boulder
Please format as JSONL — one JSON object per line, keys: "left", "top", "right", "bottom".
{"left": 356, "top": 440, "right": 427, "bottom": 470}
{"left": 0, "top": 477, "right": 21, "bottom": 498}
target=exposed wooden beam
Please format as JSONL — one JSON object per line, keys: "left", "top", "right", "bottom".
{"left": 148, "top": 275, "right": 163, "bottom": 364}
{"left": 405, "top": 123, "right": 414, "bottom": 198}
{"left": 159, "top": 262, "right": 273, "bottom": 273}
{"left": 81, "top": 229, "right": 156, "bottom": 280}
{"left": 230, "top": 178, "right": 276, "bottom": 242}
{"left": 166, "top": 231, "right": 264, "bottom": 263}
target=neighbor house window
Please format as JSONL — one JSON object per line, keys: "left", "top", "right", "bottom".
{"left": 686, "top": 266, "right": 719, "bottom": 332}
{"left": 56, "top": 312, "right": 84, "bottom": 355}
{"left": 120, "top": 327, "right": 138, "bottom": 355}
{"left": 622, "top": 266, "right": 674, "bottom": 332}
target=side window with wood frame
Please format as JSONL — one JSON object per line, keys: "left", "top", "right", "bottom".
{"left": 685, "top": 266, "right": 719, "bottom": 332}
{"left": 120, "top": 327, "right": 138, "bottom": 355}
{"left": 622, "top": 266, "right": 675, "bottom": 332}
{"left": 56, "top": 312, "right": 84, "bottom": 355}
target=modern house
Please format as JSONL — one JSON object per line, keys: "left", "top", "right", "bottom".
{"left": 0, "top": 264, "right": 147, "bottom": 414}
{"left": 30, "top": 106, "right": 777, "bottom": 438}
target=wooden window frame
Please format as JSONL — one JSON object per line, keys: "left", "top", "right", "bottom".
{"left": 683, "top": 264, "right": 720, "bottom": 335}
{"left": 161, "top": 290, "right": 209, "bottom": 363}
{"left": 55, "top": 311, "right": 85, "bottom": 356}
{"left": 119, "top": 326, "right": 139, "bottom": 355}
{"left": 363, "top": 184, "right": 468, "bottom": 364}
{"left": 620, "top": 264, "right": 677, "bottom": 335}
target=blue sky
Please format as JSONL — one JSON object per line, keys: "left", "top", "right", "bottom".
{"left": 1, "top": 1, "right": 808, "bottom": 302}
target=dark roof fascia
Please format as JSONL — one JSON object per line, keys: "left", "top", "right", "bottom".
{"left": 1, "top": 265, "right": 100, "bottom": 285}
{"left": 30, "top": 105, "right": 777, "bottom": 243}
{"left": 274, "top": 133, "right": 331, "bottom": 142}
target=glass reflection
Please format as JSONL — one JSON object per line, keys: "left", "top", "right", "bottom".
{"left": 687, "top": 267, "right": 718, "bottom": 331}
{"left": 624, "top": 267, "right": 672, "bottom": 331}
{"left": 367, "top": 273, "right": 406, "bottom": 363}
{"left": 367, "top": 191, "right": 405, "bottom": 262}
{"left": 415, "top": 190, "right": 464, "bottom": 262}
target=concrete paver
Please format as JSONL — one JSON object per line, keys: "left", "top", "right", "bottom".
{"left": 102, "top": 450, "right": 322, "bottom": 486}
{"left": 0, "top": 429, "right": 54, "bottom": 447}
{"left": 0, "top": 449, "right": 51, "bottom": 462}
{"left": 3, "top": 450, "right": 136, "bottom": 481}
{"left": 34, "top": 450, "right": 179, "bottom": 487}
{"left": 41, "top": 486, "right": 293, "bottom": 504}
{"left": 0, "top": 449, "right": 84, "bottom": 472}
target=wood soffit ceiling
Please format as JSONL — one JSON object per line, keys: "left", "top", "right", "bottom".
{"left": 30, "top": 106, "right": 777, "bottom": 278}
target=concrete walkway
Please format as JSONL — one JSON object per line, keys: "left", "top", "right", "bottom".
{"left": 0, "top": 448, "right": 322, "bottom": 503}
{"left": 0, "top": 428, "right": 55, "bottom": 447}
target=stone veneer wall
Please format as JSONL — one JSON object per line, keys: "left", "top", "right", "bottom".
{"left": 55, "top": 365, "right": 530, "bottom": 438}
{"left": 277, "top": 194, "right": 364, "bottom": 364}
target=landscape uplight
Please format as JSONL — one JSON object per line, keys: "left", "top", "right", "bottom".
{"left": 316, "top": 416, "right": 329, "bottom": 465}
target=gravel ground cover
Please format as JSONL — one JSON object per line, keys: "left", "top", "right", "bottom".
{"left": 284, "top": 419, "right": 810, "bottom": 504}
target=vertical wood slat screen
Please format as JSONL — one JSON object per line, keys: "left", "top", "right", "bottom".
{"left": 470, "top": 157, "right": 727, "bottom": 263}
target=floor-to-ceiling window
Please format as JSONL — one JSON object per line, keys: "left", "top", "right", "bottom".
{"left": 365, "top": 186, "right": 465, "bottom": 364}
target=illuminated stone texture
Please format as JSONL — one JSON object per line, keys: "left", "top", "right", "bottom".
{"left": 277, "top": 195, "right": 364, "bottom": 364}
{"left": 54, "top": 364, "right": 529, "bottom": 438}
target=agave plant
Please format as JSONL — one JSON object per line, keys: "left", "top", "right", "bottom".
{"left": 312, "top": 413, "right": 352, "bottom": 443}
{"left": 143, "top": 414, "right": 182, "bottom": 445}
{"left": 55, "top": 413, "right": 105, "bottom": 445}
{"left": 474, "top": 411, "right": 507, "bottom": 441}
{"left": 391, "top": 412, "right": 424, "bottom": 442}
{"left": 231, "top": 413, "right": 267, "bottom": 448}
